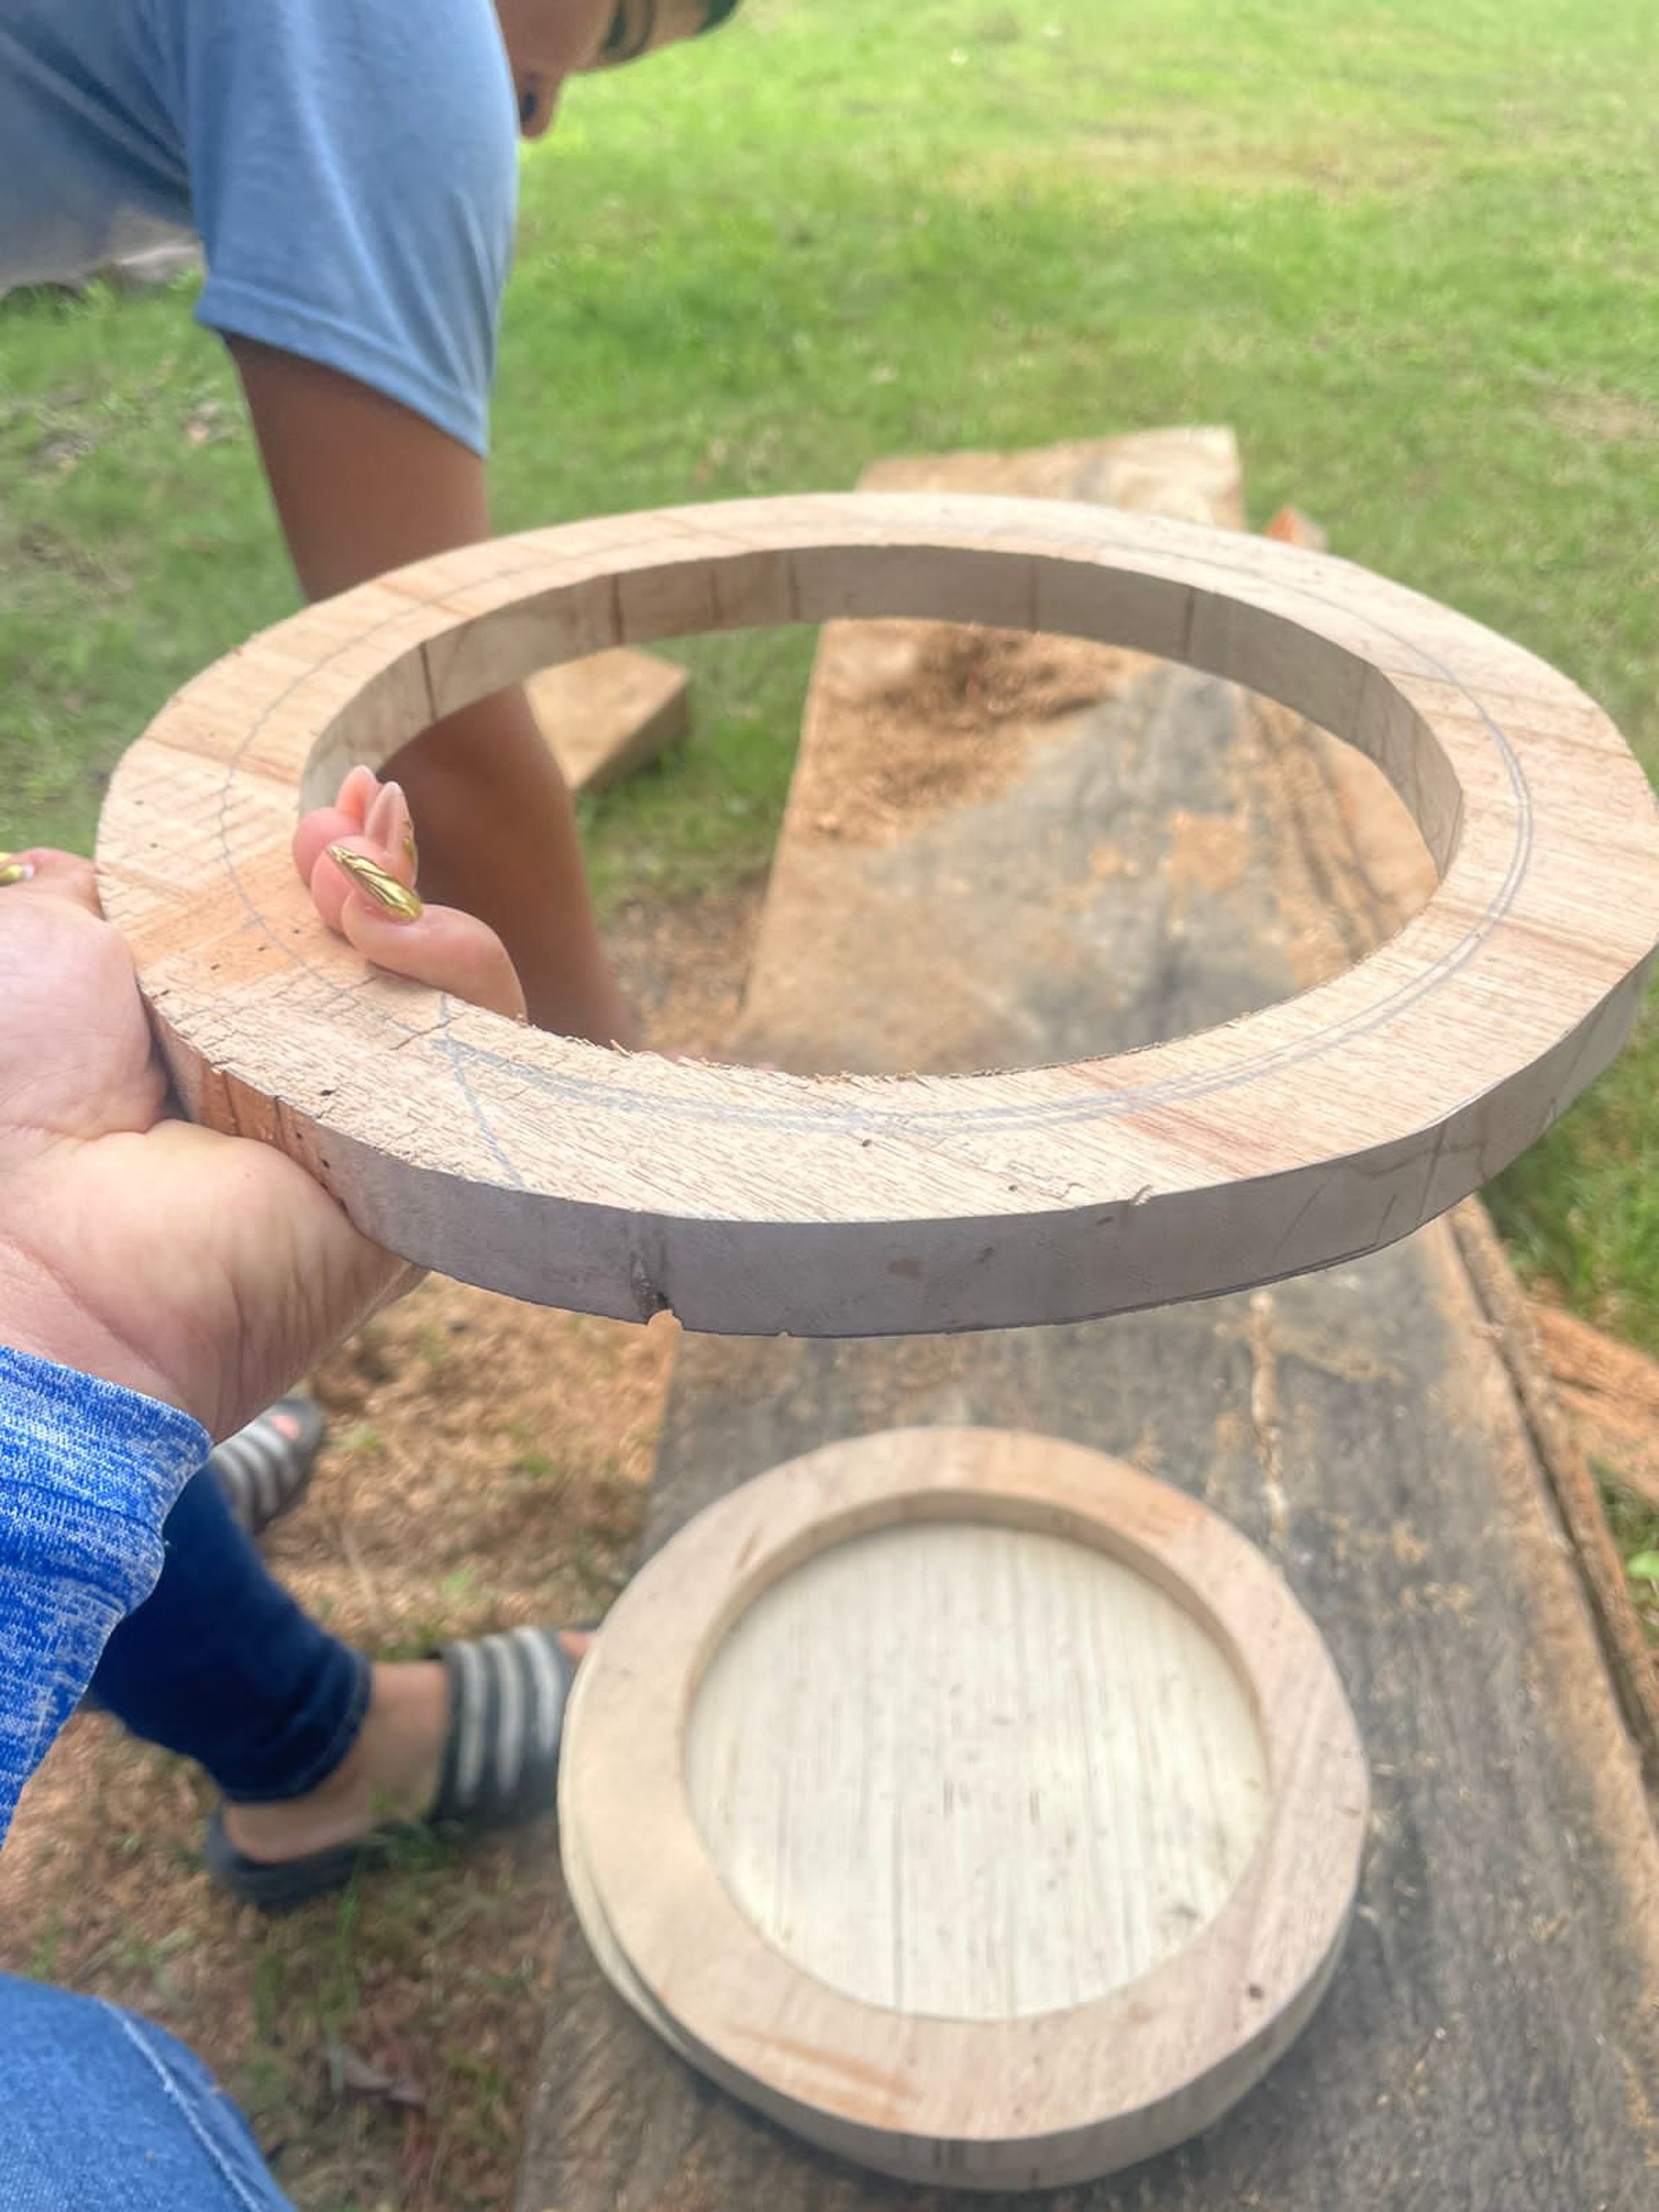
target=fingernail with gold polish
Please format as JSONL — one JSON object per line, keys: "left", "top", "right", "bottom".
{"left": 0, "top": 859, "right": 34, "bottom": 887}
{"left": 328, "top": 843, "right": 423, "bottom": 922}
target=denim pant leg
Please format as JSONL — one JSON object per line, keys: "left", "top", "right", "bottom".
{"left": 88, "top": 1465, "right": 371, "bottom": 1802}
{"left": 0, "top": 1974, "right": 292, "bottom": 2210}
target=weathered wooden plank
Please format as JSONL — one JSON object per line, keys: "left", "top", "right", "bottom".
{"left": 518, "top": 439, "right": 1659, "bottom": 2210}
{"left": 531, "top": 1254, "right": 1659, "bottom": 2212}
{"left": 526, "top": 647, "right": 690, "bottom": 793}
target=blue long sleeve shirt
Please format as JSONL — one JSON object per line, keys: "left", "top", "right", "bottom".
{"left": 0, "top": 1345, "right": 207, "bottom": 1840}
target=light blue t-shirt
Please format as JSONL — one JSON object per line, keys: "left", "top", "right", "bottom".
{"left": 0, "top": 0, "right": 518, "bottom": 454}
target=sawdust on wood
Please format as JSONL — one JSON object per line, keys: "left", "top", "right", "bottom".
{"left": 1165, "top": 808, "right": 1252, "bottom": 905}
{"left": 793, "top": 620, "right": 1147, "bottom": 848}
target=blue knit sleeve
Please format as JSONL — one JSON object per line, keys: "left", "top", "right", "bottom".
{"left": 0, "top": 1348, "right": 207, "bottom": 1840}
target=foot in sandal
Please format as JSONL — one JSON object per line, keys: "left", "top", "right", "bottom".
{"left": 203, "top": 768, "right": 588, "bottom": 1909}
{"left": 208, "top": 1396, "right": 326, "bottom": 1537}
{"left": 206, "top": 1629, "right": 591, "bottom": 1909}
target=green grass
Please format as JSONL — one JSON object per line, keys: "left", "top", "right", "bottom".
{"left": 1602, "top": 1475, "right": 1659, "bottom": 1645}
{"left": 3, "top": 0, "right": 1656, "bottom": 1341}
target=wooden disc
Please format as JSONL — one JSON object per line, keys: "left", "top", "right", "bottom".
{"left": 96, "top": 494, "right": 1659, "bottom": 1335}
{"left": 558, "top": 1427, "right": 1369, "bottom": 2190}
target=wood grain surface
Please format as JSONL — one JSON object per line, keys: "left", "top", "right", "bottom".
{"left": 97, "top": 493, "right": 1659, "bottom": 1335}
{"left": 684, "top": 1522, "right": 1265, "bottom": 2017}
{"left": 558, "top": 1427, "right": 1365, "bottom": 2189}
{"left": 525, "top": 646, "right": 690, "bottom": 793}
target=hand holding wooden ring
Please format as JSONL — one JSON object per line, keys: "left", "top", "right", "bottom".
{"left": 96, "top": 494, "right": 1659, "bottom": 1336}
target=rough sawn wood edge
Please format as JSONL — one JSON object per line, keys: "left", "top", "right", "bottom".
{"left": 558, "top": 1426, "right": 1369, "bottom": 2190}
{"left": 96, "top": 493, "right": 1659, "bottom": 1335}
{"left": 1451, "top": 1201, "right": 1659, "bottom": 1795}
{"left": 1268, "top": 698, "right": 1659, "bottom": 1796}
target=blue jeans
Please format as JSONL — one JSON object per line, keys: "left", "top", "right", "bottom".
{"left": 89, "top": 1464, "right": 370, "bottom": 1802}
{"left": 6, "top": 1470, "right": 365, "bottom": 2204}
{"left": 0, "top": 1974, "right": 290, "bottom": 2209}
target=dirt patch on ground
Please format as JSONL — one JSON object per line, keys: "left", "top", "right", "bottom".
{"left": 0, "top": 880, "right": 765, "bottom": 2212}
{"left": 1541, "top": 388, "right": 1659, "bottom": 446}
{"left": 603, "top": 873, "right": 767, "bottom": 1058}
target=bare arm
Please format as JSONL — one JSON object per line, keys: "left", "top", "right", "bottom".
{"left": 230, "top": 337, "right": 637, "bottom": 1045}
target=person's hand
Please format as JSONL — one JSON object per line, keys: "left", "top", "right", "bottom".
{"left": 0, "top": 771, "right": 524, "bottom": 1439}
{"left": 232, "top": 339, "right": 638, "bottom": 1046}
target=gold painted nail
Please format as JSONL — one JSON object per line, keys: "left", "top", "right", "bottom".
{"left": 328, "top": 844, "right": 423, "bottom": 922}
{"left": 404, "top": 822, "right": 419, "bottom": 875}
{"left": 0, "top": 861, "right": 32, "bottom": 887}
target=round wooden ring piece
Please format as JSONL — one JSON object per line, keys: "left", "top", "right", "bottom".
{"left": 97, "top": 493, "right": 1659, "bottom": 1336}
{"left": 559, "top": 1427, "right": 1369, "bottom": 2190}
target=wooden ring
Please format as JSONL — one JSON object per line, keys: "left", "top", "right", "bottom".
{"left": 558, "top": 1427, "right": 1370, "bottom": 2188}
{"left": 97, "top": 493, "right": 1659, "bottom": 1335}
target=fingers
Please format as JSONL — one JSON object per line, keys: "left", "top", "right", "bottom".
{"left": 336, "top": 886, "right": 527, "bottom": 1020}
{"left": 294, "top": 768, "right": 409, "bottom": 926}
{"left": 296, "top": 769, "right": 527, "bottom": 1023}
{"left": 337, "top": 763, "right": 382, "bottom": 826}
{"left": 0, "top": 849, "right": 100, "bottom": 914}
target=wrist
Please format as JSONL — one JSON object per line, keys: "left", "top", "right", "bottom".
{"left": 0, "top": 1239, "right": 194, "bottom": 1425}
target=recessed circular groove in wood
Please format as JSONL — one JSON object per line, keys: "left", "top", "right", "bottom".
{"left": 557, "top": 1427, "right": 1370, "bottom": 2190}
{"left": 96, "top": 493, "right": 1659, "bottom": 1336}
{"left": 688, "top": 1520, "right": 1269, "bottom": 2020}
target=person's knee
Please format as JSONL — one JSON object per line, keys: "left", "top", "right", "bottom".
{"left": 0, "top": 1974, "right": 292, "bottom": 2209}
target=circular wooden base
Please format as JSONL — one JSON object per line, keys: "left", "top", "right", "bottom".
{"left": 558, "top": 1427, "right": 1369, "bottom": 2190}
{"left": 97, "top": 494, "right": 1659, "bottom": 1335}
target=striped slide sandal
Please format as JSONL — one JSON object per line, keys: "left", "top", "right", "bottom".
{"left": 203, "top": 1625, "right": 580, "bottom": 1911}
{"left": 209, "top": 1396, "right": 326, "bottom": 1538}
